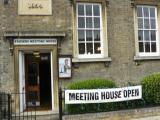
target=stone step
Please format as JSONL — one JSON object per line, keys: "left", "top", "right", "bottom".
{"left": 11, "top": 114, "right": 59, "bottom": 120}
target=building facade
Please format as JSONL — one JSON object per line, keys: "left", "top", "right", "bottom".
{"left": 0, "top": 0, "right": 160, "bottom": 113}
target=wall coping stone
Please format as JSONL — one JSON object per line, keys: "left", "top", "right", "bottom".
{"left": 63, "top": 106, "right": 160, "bottom": 120}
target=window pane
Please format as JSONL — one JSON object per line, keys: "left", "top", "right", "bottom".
{"left": 87, "top": 43, "right": 93, "bottom": 54}
{"left": 151, "top": 19, "right": 156, "bottom": 29}
{"left": 144, "top": 19, "right": 149, "bottom": 29}
{"left": 144, "top": 30, "right": 150, "bottom": 41}
{"left": 143, "top": 7, "right": 149, "bottom": 17}
{"left": 138, "top": 30, "right": 143, "bottom": 41}
{"left": 150, "top": 8, "right": 155, "bottom": 17}
{"left": 86, "top": 30, "right": 92, "bottom": 41}
{"left": 78, "top": 30, "right": 85, "bottom": 41}
{"left": 78, "top": 5, "right": 84, "bottom": 16}
{"left": 145, "top": 42, "right": 150, "bottom": 52}
{"left": 94, "top": 43, "right": 101, "bottom": 54}
{"left": 86, "top": 5, "right": 92, "bottom": 16}
{"left": 94, "top": 30, "right": 100, "bottom": 41}
{"left": 78, "top": 17, "right": 85, "bottom": 28}
{"left": 137, "top": 7, "right": 143, "bottom": 17}
{"left": 94, "top": 17, "right": 100, "bottom": 28}
{"left": 139, "top": 42, "right": 144, "bottom": 52}
{"left": 93, "top": 5, "right": 100, "bottom": 16}
{"left": 138, "top": 18, "right": 143, "bottom": 29}
{"left": 151, "top": 42, "right": 156, "bottom": 52}
{"left": 151, "top": 30, "right": 156, "bottom": 41}
{"left": 79, "top": 43, "right": 85, "bottom": 54}
{"left": 86, "top": 17, "right": 92, "bottom": 28}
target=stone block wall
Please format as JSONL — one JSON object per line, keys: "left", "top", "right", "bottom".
{"left": 63, "top": 107, "right": 160, "bottom": 120}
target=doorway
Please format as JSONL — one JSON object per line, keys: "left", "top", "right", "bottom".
{"left": 24, "top": 52, "right": 52, "bottom": 110}
{"left": 16, "top": 45, "right": 58, "bottom": 112}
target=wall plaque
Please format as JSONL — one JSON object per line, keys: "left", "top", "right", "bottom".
{"left": 18, "top": 0, "right": 52, "bottom": 15}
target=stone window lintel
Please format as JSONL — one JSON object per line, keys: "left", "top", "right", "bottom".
{"left": 131, "top": 0, "right": 159, "bottom": 7}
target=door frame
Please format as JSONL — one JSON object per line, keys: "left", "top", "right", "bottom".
{"left": 19, "top": 51, "right": 26, "bottom": 112}
{"left": 14, "top": 45, "right": 58, "bottom": 112}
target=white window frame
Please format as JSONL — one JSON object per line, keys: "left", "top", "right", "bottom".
{"left": 136, "top": 5, "right": 159, "bottom": 57}
{"left": 76, "top": 3, "right": 104, "bottom": 59}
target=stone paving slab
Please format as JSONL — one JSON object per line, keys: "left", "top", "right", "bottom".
{"left": 131, "top": 116, "right": 160, "bottom": 120}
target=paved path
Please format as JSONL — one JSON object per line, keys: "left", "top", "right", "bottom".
{"left": 131, "top": 116, "right": 160, "bottom": 120}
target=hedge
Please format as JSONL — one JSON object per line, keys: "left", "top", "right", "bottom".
{"left": 67, "top": 79, "right": 117, "bottom": 114}
{"left": 68, "top": 79, "right": 116, "bottom": 89}
{"left": 66, "top": 75, "right": 160, "bottom": 114}
{"left": 141, "top": 73, "right": 160, "bottom": 105}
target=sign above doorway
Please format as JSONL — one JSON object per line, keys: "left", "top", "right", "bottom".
{"left": 14, "top": 39, "right": 57, "bottom": 45}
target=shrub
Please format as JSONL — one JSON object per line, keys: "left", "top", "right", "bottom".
{"left": 66, "top": 78, "right": 153, "bottom": 114}
{"left": 141, "top": 73, "right": 160, "bottom": 105}
{"left": 68, "top": 79, "right": 116, "bottom": 89}
{"left": 67, "top": 79, "right": 117, "bottom": 114}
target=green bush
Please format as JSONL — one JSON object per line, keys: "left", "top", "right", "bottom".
{"left": 68, "top": 79, "right": 116, "bottom": 89}
{"left": 141, "top": 73, "right": 160, "bottom": 105}
{"left": 67, "top": 79, "right": 117, "bottom": 114}
{"left": 66, "top": 75, "right": 160, "bottom": 114}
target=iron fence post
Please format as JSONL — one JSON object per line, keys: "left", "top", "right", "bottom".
{"left": 59, "top": 87, "right": 63, "bottom": 120}
{"left": 7, "top": 94, "right": 11, "bottom": 120}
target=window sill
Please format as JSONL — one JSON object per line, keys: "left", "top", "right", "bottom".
{"left": 72, "top": 57, "right": 112, "bottom": 63}
{"left": 134, "top": 56, "right": 160, "bottom": 61}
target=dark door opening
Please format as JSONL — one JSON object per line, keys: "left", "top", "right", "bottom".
{"left": 25, "top": 52, "right": 52, "bottom": 110}
{"left": 39, "top": 53, "right": 51, "bottom": 109}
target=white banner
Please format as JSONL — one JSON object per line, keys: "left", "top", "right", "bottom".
{"left": 65, "top": 86, "right": 142, "bottom": 104}
{"left": 14, "top": 39, "right": 57, "bottom": 45}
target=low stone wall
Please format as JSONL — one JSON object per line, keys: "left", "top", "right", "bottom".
{"left": 63, "top": 107, "right": 160, "bottom": 120}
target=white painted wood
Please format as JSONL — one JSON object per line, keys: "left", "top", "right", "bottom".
{"left": 19, "top": 51, "right": 26, "bottom": 112}
{"left": 50, "top": 51, "right": 54, "bottom": 110}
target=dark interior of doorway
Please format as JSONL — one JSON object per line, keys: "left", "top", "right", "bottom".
{"left": 39, "top": 53, "right": 52, "bottom": 110}
{"left": 25, "top": 53, "right": 52, "bottom": 110}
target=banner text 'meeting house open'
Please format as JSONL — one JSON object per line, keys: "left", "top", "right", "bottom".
{"left": 65, "top": 86, "right": 142, "bottom": 104}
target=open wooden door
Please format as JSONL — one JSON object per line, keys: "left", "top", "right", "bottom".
{"left": 19, "top": 51, "right": 26, "bottom": 112}
{"left": 25, "top": 54, "right": 40, "bottom": 107}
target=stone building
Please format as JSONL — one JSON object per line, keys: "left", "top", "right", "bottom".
{"left": 0, "top": 0, "right": 159, "bottom": 114}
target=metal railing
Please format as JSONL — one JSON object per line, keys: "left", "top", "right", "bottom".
{"left": 0, "top": 92, "right": 37, "bottom": 120}
{"left": 0, "top": 92, "right": 11, "bottom": 120}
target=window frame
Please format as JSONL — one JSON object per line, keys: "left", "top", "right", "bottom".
{"left": 135, "top": 5, "right": 159, "bottom": 57}
{"left": 76, "top": 3, "right": 104, "bottom": 59}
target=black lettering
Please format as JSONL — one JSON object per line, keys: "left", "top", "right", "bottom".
{"left": 30, "top": 40, "right": 34, "bottom": 43}
{"left": 69, "top": 93, "right": 76, "bottom": 100}
{"left": 90, "top": 92, "right": 95, "bottom": 100}
{"left": 118, "top": 91, "right": 122, "bottom": 98}
{"left": 84, "top": 93, "right": 87, "bottom": 100}
{"left": 101, "top": 92, "right": 105, "bottom": 100}
{"left": 135, "top": 89, "right": 139, "bottom": 96}
{"left": 123, "top": 90, "right": 127, "bottom": 98}
{"left": 131, "top": 89, "right": 135, "bottom": 97}
{"left": 76, "top": 93, "right": 80, "bottom": 100}
{"left": 128, "top": 90, "right": 132, "bottom": 97}
{"left": 95, "top": 92, "right": 99, "bottom": 100}
{"left": 80, "top": 93, "right": 83, "bottom": 100}
{"left": 106, "top": 92, "right": 109, "bottom": 99}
